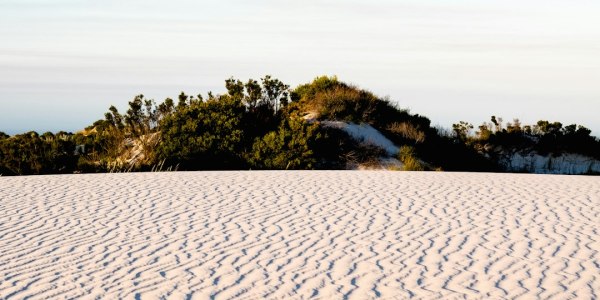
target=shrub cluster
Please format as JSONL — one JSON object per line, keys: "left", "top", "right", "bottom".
{"left": 0, "top": 76, "right": 329, "bottom": 175}
{"left": 464, "top": 117, "right": 600, "bottom": 159}
{"left": 1, "top": 76, "right": 597, "bottom": 175}
{"left": 0, "top": 131, "right": 77, "bottom": 175}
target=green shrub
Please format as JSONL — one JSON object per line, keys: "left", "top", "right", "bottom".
{"left": 470, "top": 116, "right": 600, "bottom": 160}
{"left": 248, "top": 116, "right": 319, "bottom": 169}
{"left": 0, "top": 131, "right": 77, "bottom": 175}
{"left": 156, "top": 95, "right": 246, "bottom": 169}
{"left": 398, "top": 145, "right": 425, "bottom": 171}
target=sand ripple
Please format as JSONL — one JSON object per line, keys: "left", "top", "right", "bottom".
{"left": 0, "top": 171, "right": 598, "bottom": 299}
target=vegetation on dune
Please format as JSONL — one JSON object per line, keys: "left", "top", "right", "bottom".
{"left": 156, "top": 94, "right": 247, "bottom": 170}
{"left": 247, "top": 115, "right": 320, "bottom": 170}
{"left": 291, "top": 76, "right": 431, "bottom": 130}
{"left": 0, "top": 131, "right": 77, "bottom": 175}
{"left": 0, "top": 75, "right": 598, "bottom": 176}
{"left": 398, "top": 146, "right": 426, "bottom": 171}
{"left": 453, "top": 116, "right": 600, "bottom": 160}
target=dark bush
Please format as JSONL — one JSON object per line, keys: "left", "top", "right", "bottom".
{"left": 156, "top": 96, "right": 247, "bottom": 170}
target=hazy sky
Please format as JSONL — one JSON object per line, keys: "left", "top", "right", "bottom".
{"left": 1, "top": 0, "right": 599, "bottom": 135}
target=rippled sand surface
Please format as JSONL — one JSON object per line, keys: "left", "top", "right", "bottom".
{"left": 0, "top": 171, "right": 598, "bottom": 299}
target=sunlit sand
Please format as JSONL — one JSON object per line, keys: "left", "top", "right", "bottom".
{"left": 0, "top": 171, "right": 597, "bottom": 299}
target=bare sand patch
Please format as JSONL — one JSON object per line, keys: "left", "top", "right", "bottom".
{"left": 0, "top": 171, "right": 598, "bottom": 299}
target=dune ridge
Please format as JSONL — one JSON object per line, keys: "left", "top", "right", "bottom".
{"left": 0, "top": 171, "right": 598, "bottom": 299}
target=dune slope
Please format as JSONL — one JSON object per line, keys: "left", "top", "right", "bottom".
{"left": 0, "top": 171, "right": 598, "bottom": 299}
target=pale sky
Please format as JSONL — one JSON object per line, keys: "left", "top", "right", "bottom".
{"left": 1, "top": 0, "right": 599, "bottom": 135}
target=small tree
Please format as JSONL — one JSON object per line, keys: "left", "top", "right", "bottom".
{"left": 452, "top": 121, "right": 473, "bottom": 142}
{"left": 261, "top": 75, "right": 290, "bottom": 113}
{"left": 491, "top": 116, "right": 503, "bottom": 132}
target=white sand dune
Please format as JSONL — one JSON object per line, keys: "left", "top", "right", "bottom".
{"left": 0, "top": 171, "right": 598, "bottom": 299}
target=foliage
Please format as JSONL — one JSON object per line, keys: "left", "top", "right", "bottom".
{"left": 224, "top": 76, "right": 288, "bottom": 142}
{"left": 1, "top": 76, "right": 598, "bottom": 175}
{"left": 0, "top": 131, "right": 77, "bottom": 175}
{"left": 414, "top": 127, "right": 498, "bottom": 172}
{"left": 156, "top": 95, "right": 246, "bottom": 170}
{"left": 247, "top": 116, "right": 320, "bottom": 169}
{"left": 471, "top": 116, "right": 600, "bottom": 159}
{"left": 291, "top": 76, "right": 426, "bottom": 130}
{"left": 398, "top": 146, "right": 425, "bottom": 171}
{"left": 226, "top": 75, "right": 290, "bottom": 113}
{"left": 307, "top": 126, "right": 387, "bottom": 169}
{"left": 452, "top": 121, "right": 474, "bottom": 142}
{"left": 387, "top": 122, "right": 426, "bottom": 144}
